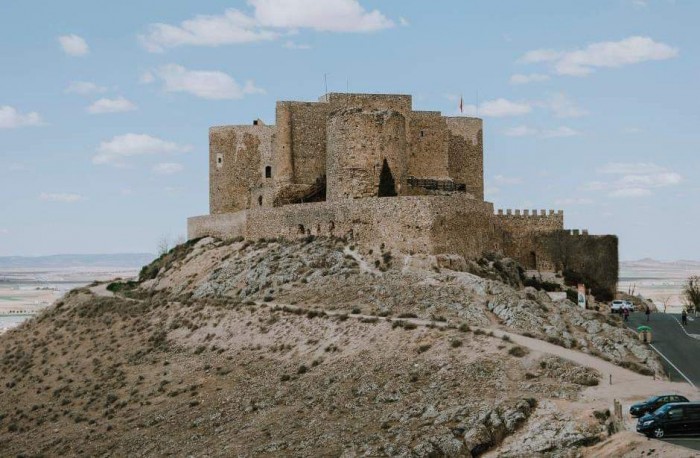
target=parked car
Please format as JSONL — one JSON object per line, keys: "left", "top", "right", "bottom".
{"left": 630, "top": 394, "right": 689, "bottom": 417}
{"left": 611, "top": 300, "right": 635, "bottom": 313}
{"left": 611, "top": 300, "right": 625, "bottom": 313}
{"left": 637, "top": 402, "right": 700, "bottom": 438}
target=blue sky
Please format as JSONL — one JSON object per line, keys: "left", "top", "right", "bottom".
{"left": 1, "top": 0, "right": 698, "bottom": 260}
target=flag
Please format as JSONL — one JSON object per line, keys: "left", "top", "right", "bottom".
{"left": 459, "top": 95, "right": 463, "bottom": 114}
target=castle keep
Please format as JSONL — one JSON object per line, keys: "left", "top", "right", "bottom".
{"left": 189, "top": 93, "right": 618, "bottom": 296}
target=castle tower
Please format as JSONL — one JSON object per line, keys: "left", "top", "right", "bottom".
{"left": 326, "top": 108, "right": 408, "bottom": 200}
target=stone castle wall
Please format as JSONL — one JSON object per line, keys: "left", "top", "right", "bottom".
{"left": 327, "top": 108, "right": 408, "bottom": 200}
{"left": 446, "top": 117, "right": 483, "bottom": 200}
{"left": 408, "top": 111, "right": 450, "bottom": 179}
{"left": 209, "top": 125, "right": 273, "bottom": 214}
{"left": 195, "top": 92, "right": 618, "bottom": 298}
{"left": 495, "top": 209, "right": 565, "bottom": 269}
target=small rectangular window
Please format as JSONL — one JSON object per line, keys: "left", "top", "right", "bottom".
{"left": 265, "top": 166, "right": 271, "bottom": 178}
{"left": 420, "top": 130, "right": 425, "bottom": 137}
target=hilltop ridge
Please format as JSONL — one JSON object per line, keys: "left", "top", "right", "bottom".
{"left": 0, "top": 237, "right": 690, "bottom": 457}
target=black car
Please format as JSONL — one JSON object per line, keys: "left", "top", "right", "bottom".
{"left": 629, "top": 394, "right": 689, "bottom": 417}
{"left": 637, "top": 402, "right": 700, "bottom": 438}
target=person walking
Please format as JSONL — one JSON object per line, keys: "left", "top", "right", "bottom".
{"left": 682, "top": 308, "right": 688, "bottom": 326}
{"left": 623, "top": 307, "right": 630, "bottom": 322}
{"left": 645, "top": 305, "right": 651, "bottom": 322}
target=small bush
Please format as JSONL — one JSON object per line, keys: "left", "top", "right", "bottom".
{"left": 508, "top": 346, "right": 528, "bottom": 357}
{"left": 458, "top": 323, "right": 471, "bottom": 332}
{"left": 350, "top": 307, "right": 361, "bottom": 314}
{"left": 280, "top": 374, "right": 290, "bottom": 382}
{"left": 297, "top": 365, "right": 308, "bottom": 374}
{"left": 450, "top": 339, "right": 462, "bottom": 348}
{"left": 398, "top": 312, "right": 418, "bottom": 319}
{"left": 501, "top": 334, "right": 511, "bottom": 342}
{"left": 416, "top": 344, "right": 431, "bottom": 354}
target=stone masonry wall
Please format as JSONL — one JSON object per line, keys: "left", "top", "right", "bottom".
{"left": 495, "top": 209, "right": 565, "bottom": 269}
{"left": 326, "top": 108, "right": 408, "bottom": 200}
{"left": 536, "top": 232, "right": 619, "bottom": 299}
{"left": 209, "top": 125, "right": 273, "bottom": 214}
{"left": 188, "top": 211, "right": 247, "bottom": 240}
{"left": 445, "top": 117, "right": 483, "bottom": 200}
{"left": 287, "top": 101, "right": 331, "bottom": 185}
{"left": 408, "top": 111, "right": 450, "bottom": 179}
{"left": 245, "top": 195, "right": 495, "bottom": 259}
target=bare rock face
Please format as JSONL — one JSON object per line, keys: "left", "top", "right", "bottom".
{"left": 0, "top": 238, "right": 664, "bottom": 457}
{"left": 496, "top": 401, "right": 603, "bottom": 457}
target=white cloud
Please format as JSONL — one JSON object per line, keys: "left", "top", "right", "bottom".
{"left": 65, "top": 81, "right": 107, "bottom": 95}
{"left": 609, "top": 188, "right": 652, "bottom": 198}
{"left": 283, "top": 40, "right": 311, "bottom": 50}
{"left": 545, "top": 93, "right": 588, "bottom": 118}
{"left": 0, "top": 106, "right": 42, "bottom": 129}
{"left": 39, "top": 192, "right": 85, "bottom": 203}
{"left": 584, "top": 162, "right": 682, "bottom": 198}
{"left": 139, "top": 1, "right": 394, "bottom": 52}
{"left": 503, "top": 125, "right": 538, "bottom": 137}
{"left": 87, "top": 97, "right": 138, "bottom": 114}
{"left": 58, "top": 34, "right": 89, "bottom": 56}
{"left": 251, "top": 0, "right": 394, "bottom": 31}
{"left": 554, "top": 197, "right": 594, "bottom": 206}
{"left": 153, "top": 162, "right": 184, "bottom": 175}
{"left": 485, "top": 186, "right": 500, "bottom": 197}
{"left": 399, "top": 17, "right": 410, "bottom": 27}
{"left": 493, "top": 175, "right": 523, "bottom": 185}
{"left": 282, "top": 40, "right": 311, "bottom": 50}
{"left": 93, "top": 133, "right": 192, "bottom": 166}
{"left": 519, "top": 36, "right": 678, "bottom": 76}
{"left": 598, "top": 162, "right": 667, "bottom": 175}
{"left": 152, "top": 64, "right": 264, "bottom": 100}
{"left": 139, "top": 71, "right": 155, "bottom": 84}
{"left": 461, "top": 98, "right": 532, "bottom": 117}
{"left": 541, "top": 126, "right": 581, "bottom": 138}
{"left": 503, "top": 125, "right": 580, "bottom": 138}
{"left": 509, "top": 73, "right": 550, "bottom": 85}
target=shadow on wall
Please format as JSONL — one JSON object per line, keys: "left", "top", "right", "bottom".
{"left": 378, "top": 159, "right": 397, "bottom": 197}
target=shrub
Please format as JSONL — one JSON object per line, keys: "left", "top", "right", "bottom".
{"left": 106, "top": 281, "right": 138, "bottom": 294}
{"left": 450, "top": 339, "right": 462, "bottom": 348}
{"left": 351, "top": 307, "right": 361, "bottom": 314}
{"left": 280, "top": 374, "right": 290, "bottom": 382}
{"left": 458, "top": 323, "right": 471, "bottom": 332}
{"left": 398, "top": 313, "right": 418, "bottom": 319}
{"left": 508, "top": 346, "right": 528, "bottom": 357}
{"left": 297, "top": 365, "right": 308, "bottom": 374}
{"left": 523, "top": 277, "right": 561, "bottom": 292}
{"left": 416, "top": 344, "right": 431, "bottom": 354}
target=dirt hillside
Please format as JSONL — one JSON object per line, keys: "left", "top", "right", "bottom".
{"left": 0, "top": 237, "right": 694, "bottom": 456}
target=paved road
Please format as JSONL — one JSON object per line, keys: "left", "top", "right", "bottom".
{"left": 625, "top": 312, "right": 700, "bottom": 451}
{"left": 625, "top": 312, "right": 700, "bottom": 387}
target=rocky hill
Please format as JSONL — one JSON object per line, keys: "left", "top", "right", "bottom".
{"left": 0, "top": 237, "right": 693, "bottom": 457}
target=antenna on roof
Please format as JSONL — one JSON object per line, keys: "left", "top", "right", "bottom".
{"left": 324, "top": 73, "right": 329, "bottom": 100}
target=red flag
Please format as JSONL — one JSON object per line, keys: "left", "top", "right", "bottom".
{"left": 459, "top": 95, "right": 463, "bottom": 114}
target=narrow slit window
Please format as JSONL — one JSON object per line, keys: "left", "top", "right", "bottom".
{"left": 265, "top": 166, "right": 271, "bottom": 178}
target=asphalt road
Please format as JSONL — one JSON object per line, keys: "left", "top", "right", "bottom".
{"left": 625, "top": 312, "right": 700, "bottom": 387}
{"left": 624, "top": 312, "right": 700, "bottom": 451}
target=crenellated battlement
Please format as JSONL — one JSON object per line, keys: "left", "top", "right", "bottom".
{"left": 495, "top": 209, "right": 563, "bottom": 217}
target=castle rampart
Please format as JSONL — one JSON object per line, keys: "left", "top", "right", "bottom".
{"left": 191, "top": 92, "right": 619, "bottom": 298}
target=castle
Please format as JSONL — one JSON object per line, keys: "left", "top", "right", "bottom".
{"left": 188, "top": 93, "right": 618, "bottom": 297}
